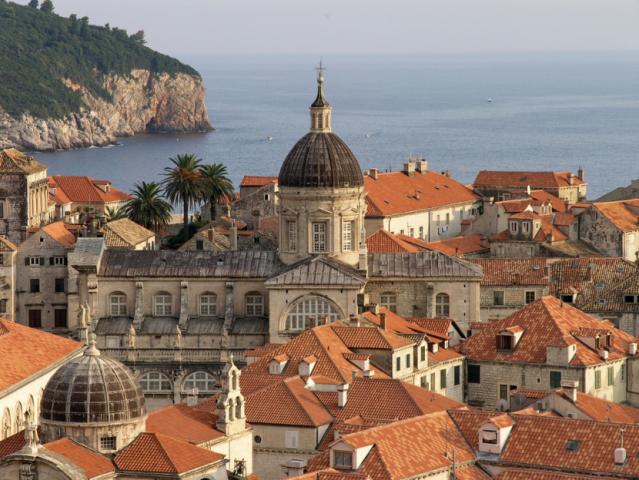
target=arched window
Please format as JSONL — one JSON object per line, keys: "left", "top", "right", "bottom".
{"left": 235, "top": 397, "right": 242, "bottom": 420}
{"left": 245, "top": 292, "right": 264, "bottom": 316}
{"left": 140, "top": 372, "right": 173, "bottom": 393}
{"left": 154, "top": 292, "right": 173, "bottom": 316}
{"left": 14, "top": 402, "right": 23, "bottom": 433}
{"left": 231, "top": 370, "right": 238, "bottom": 391}
{"left": 286, "top": 296, "right": 341, "bottom": 331}
{"left": 435, "top": 293, "right": 450, "bottom": 318}
{"left": 110, "top": 292, "right": 127, "bottom": 316}
{"left": 380, "top": 292, "right": 397, "bottom": 313}
{"left": 27, "top": 396, "right": 35, "bottom": 422}
{"left": 183, "top": 371, "right": 217, "bottom": 394}
{"left": 2, "top": 408, "right": 11, "bottom": 439}
{"left": 199, "top": 293, "right": 217, "bottom": 316}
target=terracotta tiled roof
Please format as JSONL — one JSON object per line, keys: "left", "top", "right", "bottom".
{"left": 102, "top": 218, "right": 154, "bottom": 249}
{"left": 246, "top": 376, "right": 333, "bottom": 427}
{"left": 146, "top": 404, "right": 224, "bottom": 444}
{"left": 40, "top": 221, "right": 77, "bottom": 248}
{"left": 420, "top": 234, "right": 489, "bottom": 257}
{"left": 552, "top": 212, "right": 575, "bottom": 226}
{"left": 240, "top": 176, "right": 278, "bottom": 187}
{"left": 534, "top": 219, "right": 568, "bottom": 242}
{"left": 470, "top": 258, "right": 549, "bottom": 286}
{"left": 530, "top": 190, "right": 567, "bottom": 212}
{"left": 332, "top": 326, "right": 414, "bottom": 350}
{"left": 0, "top": 319, "right": 82, "bottom": 392}
{"left": 0, "top": 148, "right": 47, "bottom": 174}
{"left": 496, "top": 468, "right": 618, "bottom": 479}
{"left": 114, "top": 432, "right": 224, "bottom": 474}
{"left": 474, "top": 171, "right": 585, "bottom": 189}
{"left": 49, "top": 175, "right": 130, "bottom": 205}
{"left": 44, "top": 438, "right": 114, "bottom": 479}
{"left": 366, "top": 229, "right": 420, "bottom": 253}
{"left": 592, "top": 199, "right": 639, "bottom": 232}
{"left": 460, "top": 296, "right": 636, "bottom": 366}
{"left": 364, "top": 171, "right": 478, "bottom": 217}
{"left": 0, "top": 430, "right": 25, "bottom": 458}
{"left": 556, "top": 390, "right": 639, "bottom": 423}
{"left": 407, "top": 318, "right": 453, "bottom": 338}
{"left": 0, "top": 237, "right": 17, "bottom": 252}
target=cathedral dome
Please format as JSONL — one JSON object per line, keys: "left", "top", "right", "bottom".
{"left": 40, "top": 341, "right": 146, "bottom": 424}
{"left": 279, "top": 132, "right": 364, "bottom": 188}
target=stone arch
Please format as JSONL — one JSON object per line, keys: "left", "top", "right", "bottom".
{"left": 140, "top": 371, "right": 173, "bottom": 393}
{"left": 14, "top": 402, "right": 23, "bottom": 433}
{"left": 231, "top": 370, "right": 238, "bottom": 392}
{"left": 235, "top": 396, "right": 243, "bottom": 419}
{"left": 281, "top": 293, "right": 343, "bottom": 332}
{"left": 182, "top": 371, "right": 217, "bottom": 395}
{"left": 2, "top": 407, "right": 11, "bottom": 439}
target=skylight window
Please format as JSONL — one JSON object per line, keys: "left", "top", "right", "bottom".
{"left": 565, "top": 440, "right": 581, "bottom": 452}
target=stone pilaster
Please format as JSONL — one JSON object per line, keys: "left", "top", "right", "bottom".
{"left": 179, "top": 281, "right": 189, "bottom": 329}
{"left": 133, "top": 282, "right": 144, "bottom": 330}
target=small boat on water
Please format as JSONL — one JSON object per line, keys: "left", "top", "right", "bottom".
{"left": 266, "top": 136, "right": 273, "bottom": 142}
{"left": 487, "top": 97, "right": 493, "bottom": 103}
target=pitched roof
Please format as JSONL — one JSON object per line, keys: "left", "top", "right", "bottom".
{"left": 474, "top": 171, "right": 585, "bottom": 189}
{"left": 240, "top": 175, "right": 278, "bottom": 188}
{"left": 49, "top": 175, "right": 130, "bottom": 205}
{"left": 460, "top": 296, "right": 636, "bottom": 366}
{"left": 470, "top": 258, "right": 549, "bottom": 286}
{"left": 146, "top": 404, "right": 224, "bottom": 444}
{"left": 0, "top": 237, "right": 17, "bottom": 252}
{"left": 364, "top": 170, "right": 478, "bottom": 217}
{"left": 592, "top": 199, "right": 639, "bottom": 232}
{"left": 368, "top": 251, "right": 483, "bottom": 278}
{"left": 44, "top": 438, "right": 114, "bottom": 479}
{"left": 420, "top": 234, "right": 489, "bottom": 257}
{"left": 266, "top": 256, "right": 366, "bottom": 287}
{"left": 496, "top": 469, "right": 617, "bottom": 480}
{"left": 114, "top": 432, "right": 224, "bottom": 474}
{"left": 596, "top": 179, "right": 639, "bottom": 203}
{"left": 530, "top": 190, "right": 567, "bottom": 212}
{"left": 332, "top": 326, "right": 414, "bottom": 350}
{"left": 0, "top": 319, "right": 82, "bottom": 393}
{"left": 555, "top": 390, "right": 639, "bottom": 424}
{"left": 102, "top": 218, "right": 155, "bottom": 249}
{"left": 0, "top": 148, "right": 47, "bottom": 174}
{"left": 366, "top": 229, "right": 420, "bottom": 253}
{"left": 40, "top": 221, "right": 77, "bottom": 248}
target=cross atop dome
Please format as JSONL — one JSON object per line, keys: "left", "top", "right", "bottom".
{"left": 310, "top": 60, "right": 331, "bottom": 131}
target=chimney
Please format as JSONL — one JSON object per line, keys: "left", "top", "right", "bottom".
{"left": 404, "top": 160, "right": 416, "bottom": 177}
{"left": 561, "top": 380, "right": 578, "bottom": 403}
{"left": 629, "top": 343, "right": 637, "bottom": 356}
{"left": 416, "top": 159, "right": 428, "bottom": 174}
{"left": 380, "top": 313, "right": 387, "bottom": 331}
{"left": 363, "top": 369, "right": 375, "bottom": 378}
{"left": 369, "top": 168, "right": 379, "bottom": 180}
{"left": 615, "top": 447, "right": 627, "bottom": 466}
{"left": 229, "top": 221, "right": 238, "bottom": 250}
{"left": 568, "top": 173, "right": 574, "bottom": 186}
{"left": 349, "top": 314, "right": 360, "bottom": 327}
{"left": 285, "top": 459, "right": 307, "bottom": 478}
{"left": 208, "top": 229, "right": 214, "bottom": 242}
{"left": 351, "top": 370, "right": 357, "bottom": 382}
{"left": 368, "top": 304, "right": 380, "bottom": 315}
{"left": 578, "top": 166, "right": 584, "bottom": 181}
{"left": 337, "top": 384, "right": 349, "bottom": 408}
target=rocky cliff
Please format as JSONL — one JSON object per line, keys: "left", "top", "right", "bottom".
{"left": 0, "top": 69, "right": 212, "bottom": 151}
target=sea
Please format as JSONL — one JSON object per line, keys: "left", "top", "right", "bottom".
{"left": 33, "top": 52, "right": 639, "bottom": 199}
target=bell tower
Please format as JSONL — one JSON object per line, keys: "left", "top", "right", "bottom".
{"left": 216, "top": 355, "right": 246, "bottom": 436}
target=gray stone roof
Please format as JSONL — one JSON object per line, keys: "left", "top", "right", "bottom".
{"left": 596, "top": 179, "right": 639, "bottom": 202}
{"left": 266, "top": 255, "right": 366, "bottom": 287}
{"left": 187, "top": 317, "right": 225, "bottom": 335}
{"left": 367, "top": 251, "right": 483, "bottom": 278}
{"left": 231, "top": 318, "right": 269, "bottom": 335}
{"left": 99, "top": 249, "right": 281, "bottom": 278}
{"left": 95, "top": 317, "right": 131, "bottom": 336}
{"left": 69, "top": 237, "right": 105, "bottom": 272}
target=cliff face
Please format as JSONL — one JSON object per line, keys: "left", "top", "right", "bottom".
{"left": 0, "top": 69, "right": 212, "bottom": 151}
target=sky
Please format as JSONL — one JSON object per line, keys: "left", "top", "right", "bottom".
{"left": 14, "top": 0, "right": 639, "bottom": 57}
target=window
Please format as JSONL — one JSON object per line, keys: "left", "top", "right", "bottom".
{"left": 0, "top": 201, "right": 4, "bottom": 219}
{"left": 54, "top": 309, "right": 67, "bottom": 329}
{"left": 560, "top": 294, "right": 574, "bottom": 304}
{"left": 312, "top": 222, "right": 327, "bottom": 253}
{"left": 419, "top": 226, "right": 424, "bottom": 239}
{"left": 28, "top": 310, "right": 41, "bottom": 328}
{"left": 525, "top": 291, "right": 536, "bottom": 304}
{"left": 550, "top": 371, "right": 562, "bottom": 389}
{"left": 245, "top": 292, "right": 264, "bottom": 316}
{"left": 468, "top": 364, "right": 480, "bottom": 383}
{"left": 522, "top": 222, "right": 530, "bottom": 233}
{"left": 435, "top": 293, "right": 450, "bottom": 317}
{"left": 0, "top": 300, "right": 6, "bottom": 314}
{"left": 100, "top": 437, "right": 116, "bottom": 451}
{"left": 342, "top": 220, "right": 354, "bottom": 251}
{"left": 27, "top": 256, "right": 43, "bottom": 267}
{"left": 285, "top": 430, "right": 299, "bottom": 449}
{"left": 409, "top": 227, "right": 414, "bottom": 237}
{"left": 254, "top": 435, "right": 262, "bottom": 444}
{"left": 287, "top": 220, "right": 297, "bottom": 251}
{"left": 497, "top": 334, "right": 514, "bottom": 351}
{"left": 110, "top": 293, "right": 127, "bottom": 316}
{"left": 440, "top": 369, "right": 447, "bottom": 389}
{"left": 380, "top": 292, "right": 397, "bottom": 313}
{"left": 624, "top": 295, "right": 638, "bottom": 304}
{"left": 54, "top": 278, "right": 65, "bottom": 293}
{"left": 608, "top": 366, "right": 614, "bottom": 386}
{"left": 493, "top": 290, "right": 505, "bottom": 306}
{"left": 50, "top": 256, "right": 66, "bottom": 266}
{"left": 183, "top": 371, "right": 216, "bottom": 394}
{"left": 199, "top": 293, "right": 217, "bottom": 316}
{"left": 420, "top": 376, "right": 428, "bottom": 388}
{"left": 595, "top": 370, "right": 601, "bottom": 389}
{"left": 153, "top": 293, "right": 172, "bottom": 316}
{"left": 140, "top": 372, "right": 173, "bottom": 392}
{"left": 334, "top": 450, "right": 352, "bottom": 469}
{"left": 499, "top": 384, "right": 508, "bottom": 401}
{"left": 420, "top": 345, "right": 426, "bottom": 362}
{"left": 454, "top": 365, "right": 461, "bottom": 385}
{"left": 482, "top": 430, "right": 498, "bottom": 445}
{"left": 395, "top": 356, "right": 401, "bottom": 372}
{"left": 405, "top": 353, "right": 411, "bottom": 368}
{"left": 430, "top": 372, "right": 436, "bottom": 391}
{"left": 30, "top": 279, "right": 40, "bottom": 293}
{"left": 0, "top": 254, "right": 4, "bottom": 266}
{"left": 195, "top": 239, "right": 204, "bottom": 250}
{"left": 509, "top": 221, "right": 518, "bottom": 233}
{"left": 286, "top": 296, "right": 340, "bottom": 331}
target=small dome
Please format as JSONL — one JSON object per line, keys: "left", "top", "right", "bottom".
{"left": 278, "top": 132, "right": 364, "bottom": 188}
{"left": 40, "top": 348, "right": 146, "bottom": 424}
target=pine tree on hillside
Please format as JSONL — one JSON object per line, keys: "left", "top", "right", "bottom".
{"left": 28, "top": 0, "right": 39, "bottom": 8}
{"left": 40, "top": 0, "right": 53, "bottom": 13}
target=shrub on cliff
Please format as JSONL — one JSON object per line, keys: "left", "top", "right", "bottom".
{"left": 0, "top": 1, "right": 199, "bottom": 119}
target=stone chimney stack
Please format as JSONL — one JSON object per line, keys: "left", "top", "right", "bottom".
{"left": 380, "top": 312, "right": 387, "bottom": 331}
{"left": 337, "top": 384, "right": 349, "bottom": 407}
{"left": 416, "top": 159, "right": 428, "bottom": 175}
{"left": 404, "top": 160, "right": 416, "bottom": 177}
{"left": 369, "top": 168, "right": 379, "bottom": 180}
{"left": 349, "top": 314, "right": 360, "bottom": 327}
{"left": 578, "top": 166, "right": 584, "bottom": 181}
{"left": 562, "top": 380, "right": 579, "bottom": 403}
{"left": 229, "top": 221, "right": 238, "bottom": 250}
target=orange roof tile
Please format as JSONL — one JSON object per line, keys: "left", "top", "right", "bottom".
{"left": 557, "top": 390, "right": 639, "bottom": 424}
{"left": 460, "top": 296, "right": 636, "bottom": 366}
{"left": 49, "top": 175, "right": 130, "bottom": 205}
{"left": 0, "top": 430, "right": 26, "bottom": 458}
{"left": 114, "top": 432, "right": 224, "bottom": 474}
{"left": 592, "top": 199, "right": 639, "bottom": 232}
{"left": 0, "top": 319, "right": 82, "bottom": 392}
{"left": 365, "top": 229, "right": 420, "bottom": 253}
{"left": 496, "top": 468, "right": 618, "bottom": 480}
{"left": 364, "top": 171, "right": 478, "bottom": 217}
{"left": 420, "top": 234, "right": 489, "bottom": 257}
{"left": 240, "top": 176, "right": 278, "bottom": 188}
{"left": 332, "top": 326, "right": 414, "bottom": 350}
{"left": 470, "top": 258, "right": 549, "bottom": 286}
{"left": 41, "top": 221, "right": 77, "bottom": 248}
{"left": 0, "top": 237, "right": 17, "bottom": 252}
{"left": 44, "top": 438, "right": 114, "bottom": 479}
{"left": 146, "top": 404, "right": 224, "bottom": 444}
{"left": 530, "top": 190, "right": 567, "bottom": 212}
{"left": 474, "top": 171, "right": 585, "bottom": 189}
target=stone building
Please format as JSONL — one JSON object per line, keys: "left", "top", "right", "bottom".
{"left": 101, "top": 218, "right": 156, "bottom": 250}
{"left": 0, "top": 237, "right": 16, "bottom": 321}
{"left": 461, "top": 296, "right": 639, "bottom": 409}
{"left": 0, "top": 148, "right": 49, "bottom": 245}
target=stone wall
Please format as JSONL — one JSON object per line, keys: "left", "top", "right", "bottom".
{"left": 479, "top": 285, "right": 548, "bottom": 322}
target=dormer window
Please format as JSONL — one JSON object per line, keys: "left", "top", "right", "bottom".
{"left": 625, "top": 295, "right": 638, "bottom": 304}
{"left": 333, "top": 450, "right": 353, "bottom": 470}
{"left": 509, "top": 221, "right": 518, "bottom": 233}
{"left": 482, "top": 430, "right": 498, "bottom": 445}
{"left": 497, "top": 334, "right": 514, "bottom": 351}
{"left": 560, "top": 294, "right": 575, "bottom": 304}
{"left": 522, "top": 221, "right": 530, "bottom": 233}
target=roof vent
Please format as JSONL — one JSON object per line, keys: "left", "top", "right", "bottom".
{"left": 565, "top": 440, "right": 581, "bottom": 452}
{"left": 615, "top": 447, "right": 627, "bottom": 466}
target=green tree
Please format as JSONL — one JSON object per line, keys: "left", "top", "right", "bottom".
{"left": 40, "top": 0, "right": 53, "bottom": 13}
{"left": 124, "top": 182, "right": 172, "bottom": 233}
{"left": 162, "top": 154, "right": 203, "bottom": 231}
{"left": 104, "top": 206, "right": 127, "bottom": 222}
{"left": 131, "top": 30, "right": 146, "bottom": 45}
{"left": 28, "top": 0, "right": 39, "bottom": 8}
{"left": 199, "top": 163, "right": 234, "bottom": 222}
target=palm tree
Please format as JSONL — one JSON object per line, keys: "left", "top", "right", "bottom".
{"left": 199, "top": 163, "right": 234, "bottom": 222}
{"left": 124, "top": 181, "right": 172, "bottom": 233}
{"left": 104, "top": 206, "right": 127, "bottom": 222}
{"left": 162, "top": 154, "right": 203, "bottom": 231}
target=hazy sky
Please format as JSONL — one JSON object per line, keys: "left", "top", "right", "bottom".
{"left": 16, "top": 0, "right": 639, "bottom": 56}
